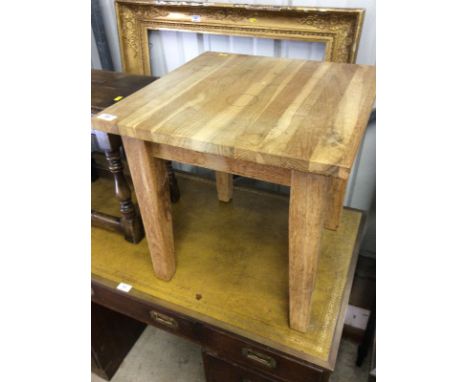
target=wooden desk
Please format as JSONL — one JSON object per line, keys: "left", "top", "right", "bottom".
{"left": 92, "top": 174, "right": 365, "bottom": 381}
{"left": 92, "top": 52, "right": 375, "bottom": 332}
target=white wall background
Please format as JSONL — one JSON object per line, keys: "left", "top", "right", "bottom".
{"left": 149, "top": 32, "right": 327, "bottom": 77}
{"left": 94, "top": 0, "right": 376, "bottom": 254}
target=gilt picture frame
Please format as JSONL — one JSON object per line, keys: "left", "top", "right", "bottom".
{"left": 115, "top": 0, "right": 365, "bottom": 75}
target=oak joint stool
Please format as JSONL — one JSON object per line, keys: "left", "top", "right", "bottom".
{"left": 91, "top": 69, "right": 180, "bottom": 244}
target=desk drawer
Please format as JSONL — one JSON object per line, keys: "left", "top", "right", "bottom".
{"left": 202, "top": 327, "right": 326, "bottom": 382}
{"left": 92, "top": 281, "right": 328, "bottom": 382}
{"left": 203, "top": 350, "right": 280, "bottom": 382}
{"left": 91, "top": 281, "right": 203, "bottom": 343}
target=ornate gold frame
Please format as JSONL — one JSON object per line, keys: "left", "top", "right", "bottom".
{"left": 115, "top": 0, "right": 364, "bottom": 75}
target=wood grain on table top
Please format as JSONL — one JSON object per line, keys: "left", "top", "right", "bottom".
{"left": 92, "top": 52, "right": 376, "bottom": 179}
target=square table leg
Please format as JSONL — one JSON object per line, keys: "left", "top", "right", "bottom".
{"left": 289, "top": 171, "right": 331, "bottom": 332}
{"left": 122, "top": 137, "right": 176, "bottom": 281}
{"left": 215, "top": 172, "right": 233, "bottom": 202}
{"left": 325, "top": 178, "right": 347, "bottom": 231}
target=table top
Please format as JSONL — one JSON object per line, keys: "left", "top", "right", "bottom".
{"left": 91, "top": 69, "right": 156, "bottom": 115}
{"left": 92, "top": 173, "right": 363, "bottom": 369}
{"left": 92, "top": 52, "right": 375, "bottom": 179}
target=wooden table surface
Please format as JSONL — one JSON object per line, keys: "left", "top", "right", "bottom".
{"left": 92, "top": 52, "right": 375, "bottom": 179}
{"left": 91, "top": 69, "right": 156, "bottom": 115}
{"left": 92, "top": 173, "right": 363, "bottom": 369}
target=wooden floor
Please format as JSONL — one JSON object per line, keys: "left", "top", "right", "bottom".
{"left": 92, "top": 173, "right": 362, "bottom": 368}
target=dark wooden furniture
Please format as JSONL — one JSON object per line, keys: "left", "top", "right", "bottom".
{"left": 91, "top": 302, "right": 146, "bottom": 380}
{"left": 356, "top": 301, "right": 375, "bottom": 367}
{"left": 91, "top": 69, "right": 180, "bottom": 243}
{"left": 92, "top": 173, "right": 365, "bottom": 381}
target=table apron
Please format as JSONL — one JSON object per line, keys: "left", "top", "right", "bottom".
{"left": 151, "top": 143, "right": 291, "bottom": 187}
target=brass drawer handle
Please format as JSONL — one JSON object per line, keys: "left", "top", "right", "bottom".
{"left": 241, "top": 348, "right": 276, "bottom": 369}
{"left": 149, "top": 310, "right": 178, "bottom": 329}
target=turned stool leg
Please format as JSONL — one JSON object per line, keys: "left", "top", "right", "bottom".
{"left": 105, "top": 149, "right": 144, "bottom": 243}
{"left": 122, "top": 137, "right": 176, "bottom": 281}
{"left": 91, "top": 157, "right": 99, "bottom": 182}
{"left": 215, "top": 172, "right": 233, "bottom": 202}
{"left": 289, "top": 171, "right": 330, "bottom": 332}
{"left": 94, "top": 131, "right": 144, "bottom": 243}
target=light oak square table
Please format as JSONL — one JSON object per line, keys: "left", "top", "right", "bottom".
{"left": 92, "top": 52, "right": 376, "bottom": 332}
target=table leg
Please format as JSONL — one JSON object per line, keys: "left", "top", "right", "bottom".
{"left": 215, "top": 172, "right": 233, "bottom": 202}
{"left": 105, "top": 146, "right": 144, "bottom": 243}
{"left": 289, "top": 171, "right": 330, "bottom": 332}
{"left": 122, "top": 137, "right": 176, "bottom": 281}
{"left": 93, "top": 131, "right": 144, "bottom": 243}
{"left": 166, "top": 161, "right": 181, "bottom": 203}
{"left": 325, "top": 178, "right": 347, "bottom": 230}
